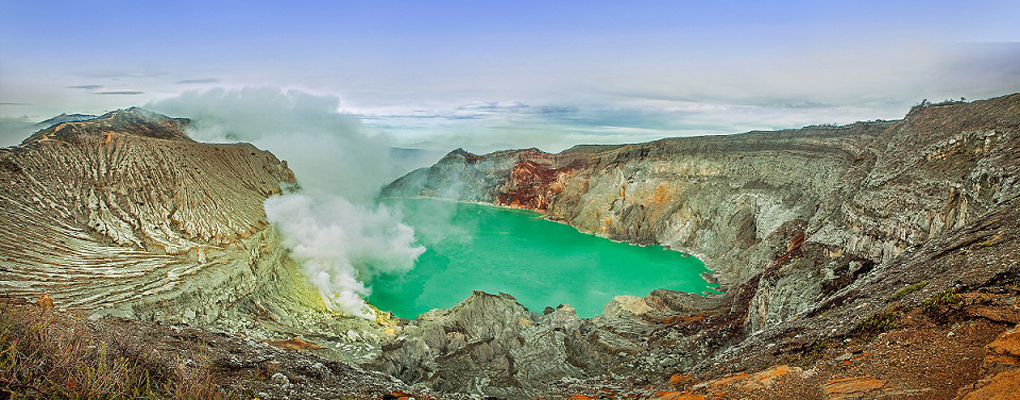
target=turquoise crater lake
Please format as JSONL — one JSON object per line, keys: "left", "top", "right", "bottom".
{"left": 368, "top": 198, "right": 717, "bottom": 318}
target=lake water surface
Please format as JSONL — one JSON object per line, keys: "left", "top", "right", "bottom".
{"left": 368, "top": 198, "right": 716, "bottom": 318}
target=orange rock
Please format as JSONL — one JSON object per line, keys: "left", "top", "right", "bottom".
{"left": 749, "top": 365, "right": 800, "bottom": 388}
{"left": 708, "top": 371, "right": 749, "bottom": 387}
{"left": 961, "top": 369, "right": 1020, "bottom": 400}
{"left": 266, "top": 337, "right": 323, "bottom": 350}
{"left": 670, "top": 373, "right": 691, "bottom": 384}
{"left": 653, "top": 183, "right": 672, "bottom": 205}
{"left": 985, "top": 326, "right": 1020, "bottom": 367}
{"left": 823, "top": 376, "right": 887, "bottom": 398}
{"left": 37, "top": 293, "right": 54, "bottom": 310}
{"left": 967, "top": 306, "right": 1020, "bottom": 324}
{"left": 663, "top": 313, "right": 709, "bottom": 324}
{"left": 390, "top": 391, "right": 414, "bottom": 400}
{"left": 569, "top": 396, "right": 595, "bottom": 400}
{"left": 787, "top": 233, "right": 806, "bottom": 252}
{"left": 655, "top": 390, "right": 705, "bottom": 400}
{"left": 697, "top": 365, "right": 801, "bottom": 392}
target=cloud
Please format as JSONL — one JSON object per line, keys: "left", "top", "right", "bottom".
{"left": 148, "top": 87, "right": 425, "bottom": 318}
{"left": 148, "top": 87, "right": 402, "bottom": 200}
{"left": 95, "top": 90, "right": 145, "bottom": 95}
{"left": 67, "top": 85, "right": 103, "bottom": 90}
{"left": 452, "top": 101, "right": 580, "bottom": 117}
{"left": 358, "top": 43, "right": 1020, "bottom": 153}
{"left": 356, "top": 41, "right": 1020, "bottom": 156}
{"left": 0, "top": 102, "right": 32, "bottom": 106}
{"left": 175, "top": 78, "right": 221, "bottom": 84}
{"left": 72, "top": 69, "right": 169, "bottom": 79}
{"left": 457, "top": 100, "right": 529, "bottom": 111}
{"left": 361, "top": 95, "right": 918, "bottom": 154}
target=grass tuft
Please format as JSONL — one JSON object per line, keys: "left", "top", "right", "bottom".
{"left": 0, "top": 300, "right": 224, "bottom": 399}
{"left": 921, "top": 289, "right": 961, "bottom": 319}
{"left": 890, "top": 280, "right": 929, "bottom": 301}
{"left": 849, "top": 308, "right": 900, "bottom": 339}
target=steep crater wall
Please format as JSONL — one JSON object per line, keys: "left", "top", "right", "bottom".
{"left": 383, "top": 94, "right": 1020, "bottom": 333}
{"left": 0, "top": 109, "right": 332, "bottom": 335}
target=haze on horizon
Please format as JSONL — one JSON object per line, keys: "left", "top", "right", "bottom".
{"left": 1, "top": 0, "right": 1019, "bottom": 152}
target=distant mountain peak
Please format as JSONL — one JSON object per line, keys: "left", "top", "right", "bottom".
{"left": 34, "top": 113, "right": 97, "bottom": 129}
{"left": 22, "top": 107, "right": 192, "bottom": 145}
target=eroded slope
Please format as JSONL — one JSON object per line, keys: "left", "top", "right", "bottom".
{"left": 0, "top": 109, "right": 352, "bottom": 340}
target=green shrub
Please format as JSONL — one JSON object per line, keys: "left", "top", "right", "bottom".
{"left": 890, "top": 280, "right": 929, "bottom": 301}
{"left": 922, "top": 289, "right": 960, "bottom": 318}
{"left": 850, "top": 308, "right": 900, "bottom": 339}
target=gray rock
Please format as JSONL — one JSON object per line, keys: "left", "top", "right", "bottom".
{"left": 270, "top": 372, "right": 289, "bottom": 385}
{"left": 370, "top": 291, "right": 605, "bottom": 398}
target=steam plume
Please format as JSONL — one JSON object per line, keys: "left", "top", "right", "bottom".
{"left": 150, "top": 87, "right": 424, "bottom": 318}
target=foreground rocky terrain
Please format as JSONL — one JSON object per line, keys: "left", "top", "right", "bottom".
{"left": 1, "top": 298, "right": 433, "bottom": 399}
{"left": 381, "top": 94, "right": 1020, "bottom": 397}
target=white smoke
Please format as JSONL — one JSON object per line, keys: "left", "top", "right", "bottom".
{"left": 149, "top": 87, "right": 425, "bottom": 318}
{"left": 264, "top": 194, "right": 422, "bottom": 318}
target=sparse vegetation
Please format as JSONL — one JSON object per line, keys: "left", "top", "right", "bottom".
{"left": 890, "top": 280, "right": 929, "bottom": 301}
{"left": 0, "top": 300, "right": 224, "bottom": 399}
{"left": 921, "top": 289, "right": 961, "bottom": 319}
{"left": 805, "top": 338, "right": 837, "bottom": 356}
{"left": 849, "top": 308, "right": 900, "bottom": 339}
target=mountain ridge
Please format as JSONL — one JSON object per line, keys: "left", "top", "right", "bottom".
{"left": 22, "top": 107, "right": 193, "bottom": 145}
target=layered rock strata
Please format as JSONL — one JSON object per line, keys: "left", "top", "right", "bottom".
{"left": 0, "top": 109, "right": 382, "bottom": 356}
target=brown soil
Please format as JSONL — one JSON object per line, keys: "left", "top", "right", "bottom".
{"left": 647, "top": 288, "right": 1020, "bottom": 399}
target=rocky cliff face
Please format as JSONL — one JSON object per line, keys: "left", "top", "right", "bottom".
{"left": 0, "top": 109, "right": 383, "bottom": 355}
{"left": 380, "top": 93, "right": 1020, "bottom": 397}
{"left": 384, "top": 94, "right": 1020, "bottom": 330}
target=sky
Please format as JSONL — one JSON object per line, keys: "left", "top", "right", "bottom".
{"left": 1, "top": 0, "right": 1019, "bottom": 152}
